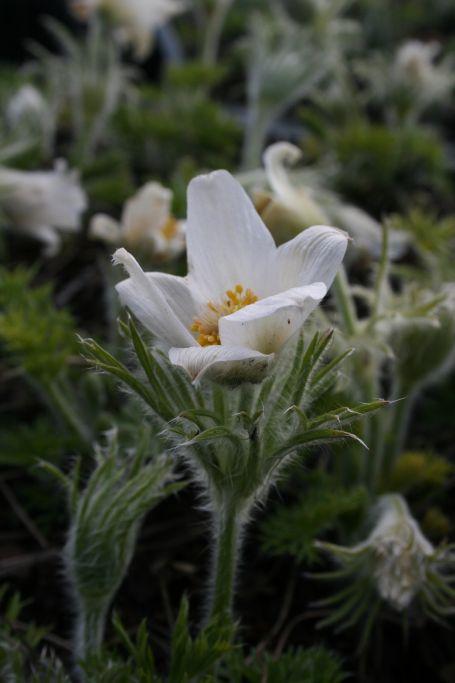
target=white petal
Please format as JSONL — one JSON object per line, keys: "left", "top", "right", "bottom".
{"left": 121, "top": 182, "right": 171, "bottom": 245}
{"left": 169, "top": 345, "right": 272, "bottom": 383}
{"left": 113, "top": 248, "right": 196, "bottom": 348}
{"left": 186, "top": 170, "right": 277, "bottom": 300}
{"left": 89, "top": 214, "right": 122, "bottom": 244}
{"left": 275, "top": 225, "right": 348, "bottom": 291}
{"left": 219, "top": 283, "right": 326, "bottom": 354}
{"left": 147, "top": 272, "right": 200, "bottom": 330}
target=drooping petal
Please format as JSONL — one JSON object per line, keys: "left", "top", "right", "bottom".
{"left": 219, "top": 283, "right": 326, "bottom": 354}
{"left": 275, "top": 225, "right": 348, "bottom": 291}
{"left": 186, "top": 170, "right": 277, "bottom": 300}
{"left": 113, "top": 248, "right": 197, "bottom": 348}
{"left": 169, "top": 345, "right": 272, "bottom": 383}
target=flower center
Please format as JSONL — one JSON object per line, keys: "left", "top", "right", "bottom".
{"left": 160, "top": 216, "right": 179, "bottom": 241}
{"left": 190, "top": 284, "right": 258, "bottom": 346}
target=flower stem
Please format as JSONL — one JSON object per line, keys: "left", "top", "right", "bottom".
{"left": 202, "top": 0, "right": 234, "bottom": 67}
{"left": 206, "top": 500, "right": 242, "bottom": 627}
{"left": 371, "top": 222, "right": 389, "bottom": 321}
{"left": 241, "top": 107, "right": 271, "bottom": 170}
{"left": 332, "top": 267, "right": 358, "bottom": 337}
{"left": 382, "top": 385, "right": 414, "bottom": 479}
{"left": 74, "top": 604, "right": 107, "bottom": 666}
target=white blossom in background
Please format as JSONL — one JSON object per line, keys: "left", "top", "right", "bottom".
{"left": 255, "top": 142, "right": 407, "bottom": 260}
{"left": 317, "top": 494, "right": 455, "bottom": 612}
{"left": 362, "top": 495, "right": 434, "bottom": 609}
{"left": 90, "top": 181, "right": 185, "bottom": 261}
{"left": 6, "top": 85, "right": 48, "bottom": 126}
{"left": 114, "top": 170, "right": 348, "bottom": 382}
{"left": 71, "top": 0, "right": 184, "bottom": 59}
{"left": 0, "top": 160, "right": 87, "bottom": 256}
{"left": 393, "top": 40, "right": 454, "bottom": 108}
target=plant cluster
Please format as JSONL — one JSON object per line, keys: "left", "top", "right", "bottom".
{"left": 0, "top": 1, "right": 454, "bottom": 681}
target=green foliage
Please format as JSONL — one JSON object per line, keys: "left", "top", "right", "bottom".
{"left": 0, "top": 417, "right": 78, "bottom": 467}
{"left": 386, "top": 290, "right": 455, "bottom": 393}
{"left": 113, "top": 69, "right": 241, "bottom": 178}
{"left": 168, "top": 596, "right": 233, "bottom": 683}
{"left": 261, "top": 473, "right": 368, "bottom": 563}
{"left": 331, "top": 122, "right": 448, "bottom": 214}
{"left": 29, "top": 18, "right": 135, "bottom": 163}
{"left": 84, "top": 320, "right": 385, "bottom": 511}
{"left": 384, "top": 451, "right": 453, "bottom": 495}
{"left": 76, "top": 598, "right": 233, "bottom": 682}
{"left": 389, "top": 209, "right": 455, "bottom": 278}
{"left": 61, "top": 430, "right": 179, "bottom": 602}
{"left": 0, "top": 585, "right": 68, "bottom": 683}
{"left": 0, "top": 267, "right": 78, "bottom": 381}
{"left": 224, "top": 645, "right": 346, "bottom": 683}
{"left": 81, "top": 149, "right": 135, "bottom": 207}
{"left": 357, "top": 0, "right": 455, "bottom": 47}
{"left": 53, "top": 428, "right": 182, "bottom": 660}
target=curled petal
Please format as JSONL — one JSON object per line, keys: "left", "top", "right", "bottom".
{"left": 275, "top": 225, "right": 348, "bottom": 291}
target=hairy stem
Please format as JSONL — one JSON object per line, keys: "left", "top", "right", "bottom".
{"left": 333, "top": 267, "right": 358, "bottom": 337}
{"left": 383, "top": 385, "right": 415, "bottom": 479}
{"left": 202, "top": 0, "right": 234, "bottom": 66}
{"left": 74, "top": 604, "right": 107, "bottom": 666}
{"left": 242, "top": 106, "right": 271, "bottom": 170}
{"left": 206, "top": 500, "right": 242, "bottom": 628}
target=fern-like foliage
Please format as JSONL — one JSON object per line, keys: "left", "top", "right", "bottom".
{"left": 223, "top": 644, "right": 346, "bottom": 683}
{"left": 261, "top": 472, "right": 368, "bottom": 563}
{"left": 0, "top": 267, "right": 78, "bottom": 381}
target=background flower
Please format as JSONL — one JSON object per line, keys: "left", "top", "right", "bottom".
{"left": 0, "top": 159, "right": 87, "bottom": 256}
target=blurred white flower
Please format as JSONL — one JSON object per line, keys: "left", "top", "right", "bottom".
{"left": 6, "top": 85, "right": 48, "bottom": 126}
{"left": 318, "top": 494, "right": 455, "bottom": 613}
{"left": 257, "top": 142, "right": 407, "bottom": 260}
{"left": 393, "top": 40, "right": 454, "bottom": 107}
{"left": 114, "top": 170, "right": 347, "bottom": 382}
{"left": 0, "top": 160, "right": 87, "bottom": 256}
{"left": 90, "top": 181, "right": 185, "bottom": 261}
{"left": 71, "top": 0, "right": 184, "bottom": 58}
{"left": 363, "top": 495, "right": 434, "bottom": 609}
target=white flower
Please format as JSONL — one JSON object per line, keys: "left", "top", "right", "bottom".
{"left": 260, "top": 142, "right": 407, "bottom": 259}
{"left": 0, "top": 160, "right": 87, "bottom": 256}
{"left": 71, "top": 0, "right": 184, "bottom": 59}
{"left": 6, "top": 85, "right": 48, "bottom": 126}
{"left": 90, "top": 182, "right": 185, "bottom": 261}
{"left": 113, "top": 170, "right": 347, "bottom": 382}
{"left": 393, "top": 40, "right": 454, "bottom": 106}
{"left": 363, "top": 495, "right": 435, "bottom": 610}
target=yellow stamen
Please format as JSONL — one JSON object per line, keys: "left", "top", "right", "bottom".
{"left": 160, "top": 216, "right": 178, "bottom": 240}
{"left": 190, "top": 284, "right": 258, "bottom": 346}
